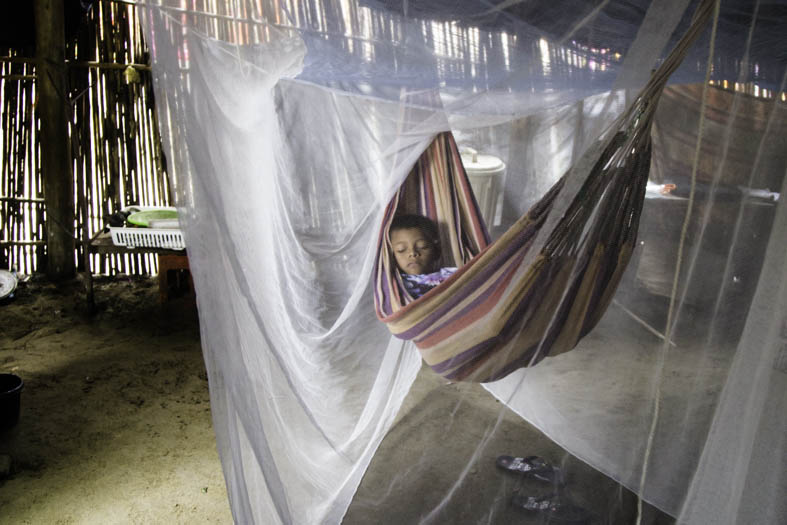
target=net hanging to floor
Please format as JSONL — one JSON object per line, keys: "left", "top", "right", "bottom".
{"left": 139, "top": 0, "right": 787, "bottom": 523}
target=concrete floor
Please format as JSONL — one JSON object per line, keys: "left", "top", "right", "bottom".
{"left": 345, "top": 363, "right": 674, "bottom": 525}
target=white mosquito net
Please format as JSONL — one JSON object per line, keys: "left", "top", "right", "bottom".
{"left": 139, "top": 0, "right": 786, "bottom": 523}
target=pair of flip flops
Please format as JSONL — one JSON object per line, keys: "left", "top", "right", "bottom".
{"left": 511, "top": 492, "right": 591, "bottom": 524}
{"left": 496, "top": 455, "right": 564, "bottom": 485}
{"left": 498, "top": 456, "right": 589, "bottom": 523}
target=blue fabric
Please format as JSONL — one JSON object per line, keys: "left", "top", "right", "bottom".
{"left": 401, "top": 267, "right": 457, "bottom": 299}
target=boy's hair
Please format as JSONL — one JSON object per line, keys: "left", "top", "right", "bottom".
{"left": 390, "top": 214, "right": 442, "bottom": 264}
{"left": 389, "top": 214, "right": 439, "bottom": 242}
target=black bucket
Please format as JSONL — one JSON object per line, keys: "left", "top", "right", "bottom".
{"left": 0, "top": 374, "right": 24, "bottom": 431}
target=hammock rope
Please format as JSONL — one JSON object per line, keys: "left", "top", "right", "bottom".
{"left": 373, "top": 0, "right": 716, "bottom": 383}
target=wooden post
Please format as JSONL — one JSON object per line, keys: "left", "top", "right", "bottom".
{"left": 34, "top": 0, "right": 75, "bottom": 280}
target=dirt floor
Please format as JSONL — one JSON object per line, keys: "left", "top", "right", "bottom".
{"left": 0, "top": 276, "right": 232, "bottom": 524}
{"left": 0, "top": 276, "right": 675, "bottom": 524}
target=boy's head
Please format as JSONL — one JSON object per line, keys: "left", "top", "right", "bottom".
{"left": 389, "top": 214, "right": 441, "bottom": 275}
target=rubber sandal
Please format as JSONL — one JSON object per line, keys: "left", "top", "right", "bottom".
{"left": 512, "top": 492, "right": 591, "bottom": 524}
{"left": 496, "top": 455, "right": 564, "bottom": 484}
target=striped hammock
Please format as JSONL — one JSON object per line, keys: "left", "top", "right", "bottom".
{"left": 373, "top": 0, "right": 714, "bottom": 383}
{"left": 373, "top": 129, "right": 649, "bottom": 382}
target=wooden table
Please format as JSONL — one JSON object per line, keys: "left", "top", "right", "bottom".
{"left": 87, "top": 231, "right": 191, "bottom": 309}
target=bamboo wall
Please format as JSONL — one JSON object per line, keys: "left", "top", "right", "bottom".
{"left": 0, "top": 54, "right": 41, "bottom": 274}
{"left": 0, "top": 0, "right": 169, "bottom": 275}
{"left": 3, "top": 1, "right": 783, "bottom": 276}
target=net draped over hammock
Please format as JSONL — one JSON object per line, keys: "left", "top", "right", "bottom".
{"left": 375, "top": 131, "right": 649, "bottom": 381}
{"left": 373, "top": 0, "right": 712, "bottom": 381}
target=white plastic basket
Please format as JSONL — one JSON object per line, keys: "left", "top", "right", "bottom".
{"left": 109, "top": 227, "right": 186, "bottom": 250}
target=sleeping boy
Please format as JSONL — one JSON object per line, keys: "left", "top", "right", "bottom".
{"left": 389, "top": 214, "right": 457, "bottom": 299}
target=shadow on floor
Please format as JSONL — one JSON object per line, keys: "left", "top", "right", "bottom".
{"left": 345, "top": 365, "right": 674, "bottom": 524}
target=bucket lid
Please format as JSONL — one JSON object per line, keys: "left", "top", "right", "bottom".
{"left": 460, "top": 153, "right": 506, "bottom": 175}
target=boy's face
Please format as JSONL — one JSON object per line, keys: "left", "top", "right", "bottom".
{"left": 390, "top": 227, "right": 437, "bottom": 275}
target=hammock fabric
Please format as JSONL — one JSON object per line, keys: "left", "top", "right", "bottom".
{"left": 374, "top": 130, "right": 650, "bottom": 382}
{"left": 374, "top": 0, "right": 715, "bottom": 383}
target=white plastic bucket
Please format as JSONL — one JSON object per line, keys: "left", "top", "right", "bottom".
{"left": 461, "top": 150, "right": 506, "bottom": 227}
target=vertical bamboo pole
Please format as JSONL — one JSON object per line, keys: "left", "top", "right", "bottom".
{"left": 74, "top": 118, "right": 94, "bottom": 312}
{"left": 22, "top": 74, "right": 35, "bottom": 273}
{"left": 32, "top": 73, "right": 45, "bottom": 271}
{"left": 0, "top": 63, "right": 11, "bottom": 269}
{"left": 9, "top": 76, "right": 20, "bottom": 271}
{"left": 88, "top": 66, "right": 107, "bottom": 274}
{"left": 35, "top": 0, "right": 75, "bottom": 279}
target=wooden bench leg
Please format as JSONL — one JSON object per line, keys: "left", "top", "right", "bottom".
{"left": 158, "top": 254, "right": 191, "bottom": 303}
